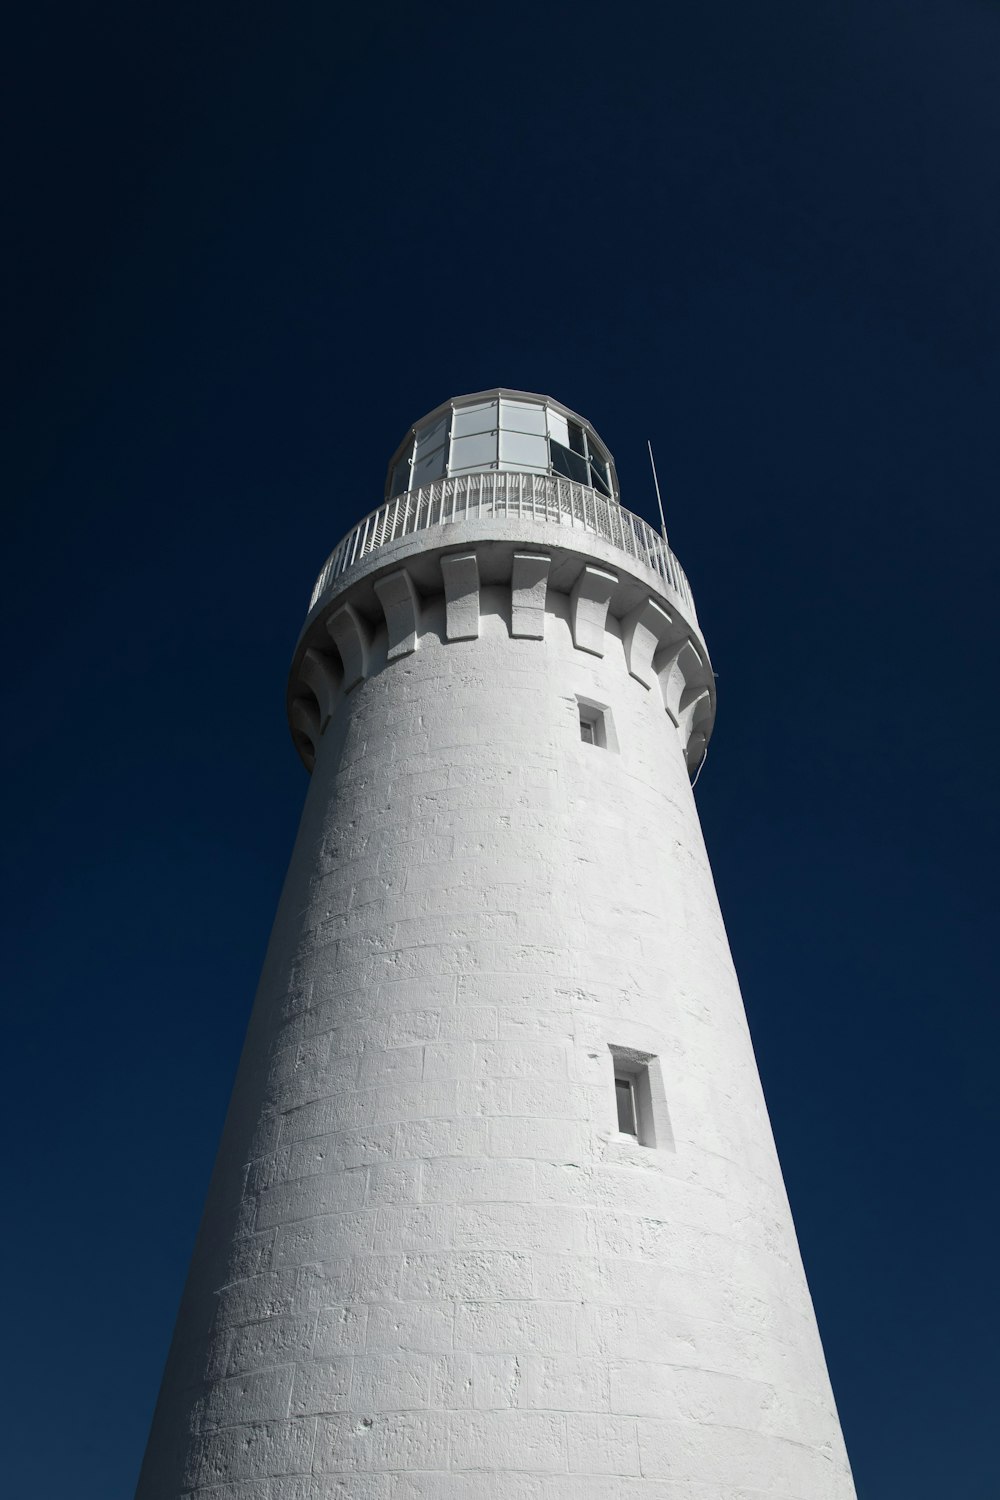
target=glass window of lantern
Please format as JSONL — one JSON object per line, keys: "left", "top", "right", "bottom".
{"left": 499, "top": 429, "right": 549, "bottom": 469}
{"left": 415, "top": 413, "right": 449, "bottom": 455}
{"left": 500, "top": 398, "right": 547, "bottom": 436}
{"left": 411, "top": 444, "right": 448, "bottom": 486}
{"left": 451, "top": 400, "right": 498, "bottom": 438}
{"left": 389, "top": 441, "right": 414, "bottom": 497}
{"left": 550, "top": 442, "right": 589, "bottom": 485}
{"left": 451, "top": 430, "right": 498, "bottom": 470}
{"left": 546, "top": 408, "right": 570, "bottom": 448}
{"left": 588, "top": 443, "right": 612, "bottom": 495}
{"left": 566, "top": 418, "right": 587, "bottom": 456}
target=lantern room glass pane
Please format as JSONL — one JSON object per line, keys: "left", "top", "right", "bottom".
{"left": 547, "top": 409, "right": 570, "bottom": 448}
{"left": 589, "top": 444, "right": 611, "bottom": 491}
{"left": 500, "top": 399, "right": 547, "bottom": 435}
{"left": 412, "top": 445, "right": 447, "bottom": 486}
{"left": 389, "top": 440, "right": 414, "bottom": 497}
{"left": 415, "top": 414, "right": 449, "bottom": 455}
{"left": 451, "top": 431, "right": 498, "bottom": 469}
{"left": 452, "top": 401, "right": 498, "bottom": 438}
{"left": 567, "top": 419, "right": 587, "bottom": 455}
{"left": 551, "top": 442, "right": 589, "bottom": 484}
{"left": 499, "top": 429, "right": 549, "bottom": 467}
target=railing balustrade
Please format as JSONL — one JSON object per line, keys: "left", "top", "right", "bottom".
{"left": 309, "top": 472, "right": 695, "bottom": 619}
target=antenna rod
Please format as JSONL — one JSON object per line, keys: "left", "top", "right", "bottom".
{"left": 647, "top": 439, "right": 668, "bottom": 546}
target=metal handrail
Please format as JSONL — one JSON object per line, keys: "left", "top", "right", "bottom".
{"left": 309, "top": 472, "right": 696, "bottom": 619}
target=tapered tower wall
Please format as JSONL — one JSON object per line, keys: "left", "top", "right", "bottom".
{"left": 137, "top": 398, "right": 856, "bottom": 1499}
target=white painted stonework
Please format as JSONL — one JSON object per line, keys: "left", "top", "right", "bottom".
{"left": 137, "top": 396, "right": 856, "bottom": 1498}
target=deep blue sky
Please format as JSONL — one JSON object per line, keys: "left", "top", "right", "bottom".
{"left": 3, "top": 2, "right": 998, "bottom": 1495}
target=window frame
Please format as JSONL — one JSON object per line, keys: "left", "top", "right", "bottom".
{"left": 615, "top": 1074, "right": 638, "bottom": 1136}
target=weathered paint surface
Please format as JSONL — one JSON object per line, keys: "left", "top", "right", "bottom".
{"left": 137, "top": 554, "right": 856, "bottom": 1499}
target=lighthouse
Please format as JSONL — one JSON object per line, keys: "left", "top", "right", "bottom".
{"left": 137, "top": 390, "right": 857, "bottom": 1497}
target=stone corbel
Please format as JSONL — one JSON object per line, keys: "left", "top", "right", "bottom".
{"left": 373, "top": 568, "right": 421, "bottom": 658}
{"left": 327, "top": 603, "right": 371, "bottom": 691}
{"left": 289, "top": 697, "right": 320, "bottom": 759}
{"left": 440, "top": 552, "right": 481, "bottom": 641}
{"left": 686, "top": 723, "right": 710, "bottom": 772}
{"left": 511, "top": 553, "right": 551, "bottom": 639}
{"left": 298, "top": 649, "right": 338, "bottom": 732}
{"left": 677, "top": 685, "right": 712, "bottom": 744}
{"left": 570, "top": 565, "right": 618, "bottom": 656}
{"left": 656, "top": 639, "right": 704, "bottom": 725}
{"left": 622, "top": 598, "right": 673, "bottom": 687}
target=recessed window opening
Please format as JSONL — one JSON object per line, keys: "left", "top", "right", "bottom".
{"left": 576, "top": 697, "right": 615, "bottom": 751}
{"left": 608, "top": 1045, "right": 673, "bottom": 1150}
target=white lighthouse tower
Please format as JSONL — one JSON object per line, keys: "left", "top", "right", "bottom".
{"left": 137, "top": 390, "right": 857, "bottom": 1498}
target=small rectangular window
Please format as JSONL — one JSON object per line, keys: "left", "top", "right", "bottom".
{"left": 615, "top": 1076, "right": 637, "bottom": 1135}
{"left": 608, "top": 1045, "right": 673, "bottom": 1150}
{"left": 576, "top": 698, "right": 615, "bottom": 751}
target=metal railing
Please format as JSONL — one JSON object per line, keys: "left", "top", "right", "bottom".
{"left": 309, "top": 471, "right": 695, "bottom": 618}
